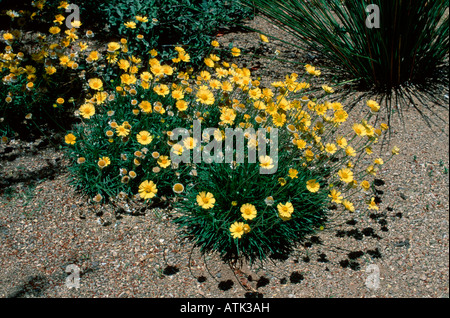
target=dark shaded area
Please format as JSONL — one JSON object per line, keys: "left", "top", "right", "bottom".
{"left": 369, "top": 213, "right": 383, "bottom": 220}
{"left": 374, "top": 179, "right": 386, "bottom": 187}
{"left": 289, "top": 271, "right": 304, "bottom": 284}
{"left": 218, "top": 279, "right": 234, "bottom": 291}
{"left": 197, "top": 276, "right": 207, "bottom": 283}
{"left": 163, "top": 265, "right": 179, "bottom": 276}
{"left": 348, "top": 251, "right": 364, "bottom": 260}
{"left": 244, "top": 292, "right": 264, "bottom": 298}
{"left": 361, "top": 227, "right": 375, "bottom": 236}
{"left": 269, "top": 252, "right": 289, "bottom": 261}
{"left": 309, "top": 235, "right": 322, "bottom": 245}
{"left": 346, "top": 229, "right": 364, "bottom": 240}
{"left": 366, "top": 248, "right": 382, "bottom": 259}
{"left": 361, "top": 227, "right": 381, "bottom": 239}
{"left": 256, "top": 276, "right": 270, "bottom": 289}
{"left": 361, "top": 227, "right": 375, "bottom": 237}
{"left": 348, "top": 261, "right": 361, "bottom": 271}
{"left": 146, "top": 197, "right": 171, "bottom": 210}
{"left": 339, "top": 259, "right": 349, "bottom": 268}
{"left": 0, "top": 160, "right": 62, "bottom": 188}
{"left": 7, "top": 275, "right": 49, "bottom": 298}
{"left": 317, "top": 253, "right": 329, "bottom": 263}
{"left": 339, "top": 258, "right": 360, "bottom": 270}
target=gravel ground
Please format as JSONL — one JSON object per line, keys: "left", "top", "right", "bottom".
{"left": 0, "top": 16, "right": 448, "bottom": 299}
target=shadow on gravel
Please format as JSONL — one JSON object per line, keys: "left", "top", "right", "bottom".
{"left": 0, "top": 136, "right": 64, "bottom": 189}
{"left": 163, "top": 265, "right": 180, "bottom": 276}
{"left": 7, "top": 275, "right": 49, "bottom": 298}
{"left": 0, "top": 159, "right": 63, "bottom": 189}
{"left": 218, "top": 279, "right": 234, "bottom": 291}
{"left": 289, "top": 271, "right": 304, "bottom": 284}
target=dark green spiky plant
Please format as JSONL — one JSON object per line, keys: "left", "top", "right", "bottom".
{"left": 240, "top": 0, "right": 449, "bottom": 134}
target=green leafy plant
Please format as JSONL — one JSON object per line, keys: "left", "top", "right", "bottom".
{"left": 98, "top": 0, "right": 254, "bottom": 65}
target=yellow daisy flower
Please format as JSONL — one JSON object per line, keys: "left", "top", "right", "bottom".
{"left": 288, "top": 168, "right": 298, "bottom": 179}
{"left": 240, "top": 203, "right": 257, "bottom": 220}
{"left": 88, "top": 78, "right": 103, "bottom": 91}
{"left": 230, "top": 221, "right": 245, "bottom": 239}
{"left": 79, "top": 103, "right": 95, "bottom": 119}
{"left": 338, "top": 168, "right": 354, "bottom": 183}
{"left": 368, "top": 197, "right": 379, "bottom": 210}
{"left": 136, "top": 131, "right": 153, "bottom": 145}
{"left": 342, "top": 199, "right": 355, "bottom": 212}
{"left": 139, "top": 180, "right": 158, "bottom": 200}
{"left": 157, "top": 155, "right": 171, "bottom": 168}
{"left": 196, "top": 191, "right": 215, "bottom": 209}
{"left": 259, "top": 155, "right": 274, "bottom": 170}
{"left": 328, "top": 189, "right": 343, "bottom": 204}
{"left": 306, "top": 179, "right": 320, "bottom": 193}
{"left": 277, "top": 202, "right": 294, "bottom": 221}
{"left": 65, "top": 133, "right": 76, "bottom": 145}
{"left": 172, "top": 183, "right": 184, "bottom": 194}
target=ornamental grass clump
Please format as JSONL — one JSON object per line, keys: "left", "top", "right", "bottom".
{"left": 240, "top": 0, "right": 449, "bottom": 132}
{"left": 63, "top": 31, "right": 399, "bottom": 262}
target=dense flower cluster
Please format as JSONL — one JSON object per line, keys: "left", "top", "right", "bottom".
{"left": 62, "top": 32, "right": 398, "bottom": 260}
{"left": 1, "top": 1, "right": 400, "bottom": 262}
